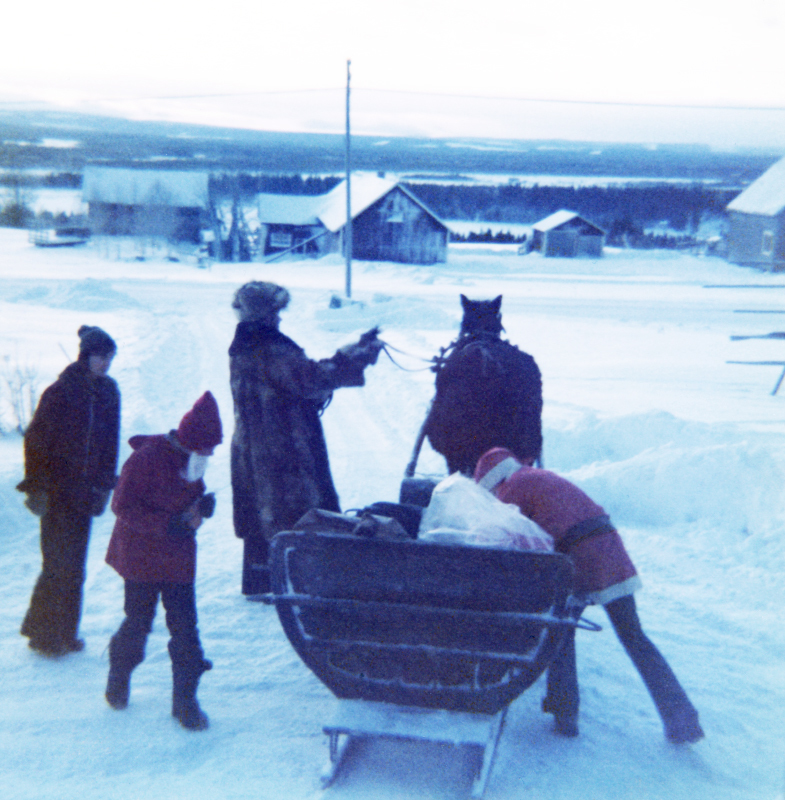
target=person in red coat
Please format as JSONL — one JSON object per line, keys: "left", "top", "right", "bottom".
{"left": 104, "top": 392, "right": 222, "bottom": 731}
{"left": 474, "top": 446, "right": 704, "bottom": 744}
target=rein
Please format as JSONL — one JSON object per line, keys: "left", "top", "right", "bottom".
{"left": 378, "top": 340, "right": 440, "bottom": 373}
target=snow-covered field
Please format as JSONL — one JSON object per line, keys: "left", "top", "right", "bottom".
{"left": 1, "top": 228, "right": 784, "bottom": 800}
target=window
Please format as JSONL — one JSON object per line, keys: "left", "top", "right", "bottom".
{"left": 270, "top": 232, "right": 292, "bottom": 249}
{"left": 762, "top": 230, "right": 774, "bottom": 256}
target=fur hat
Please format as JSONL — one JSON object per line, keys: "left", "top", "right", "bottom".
{"left": 77, "top": 325, "right": 117, "bottom": 361}
{"left": 177, "top": 391, "right": 223, "bottom": 451}
{"left": 232, "top": 282, "right": 290, "bottom": 321}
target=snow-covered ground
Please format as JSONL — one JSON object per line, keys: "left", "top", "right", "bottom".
{"left": 1, "top": 228, "right": 783, "bottom": 800}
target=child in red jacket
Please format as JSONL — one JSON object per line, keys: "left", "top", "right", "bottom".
{"left": 475, "top": 446, "right": 703, "bottom": 744}
{"left": 104, "top": 392, "right": 222, "bottom": 731}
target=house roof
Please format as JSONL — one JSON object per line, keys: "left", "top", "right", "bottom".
{"left": 255, "top": 193, "right": 322, "bottom": 226}
{"left": 255, "top": 174, "right": 448, "bottom": 232}
{"left": 533, "top": 209, "right": 605, "bottom": 234}
{"left": 82, "top": 167, "right": 209, "bottom": 208}
{"left": 726, "top": 156, "right": 785, "bottom": 217}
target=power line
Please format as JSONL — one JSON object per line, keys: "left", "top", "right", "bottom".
{"left": 4, "top": 86, "right": 784, "bottom": 113}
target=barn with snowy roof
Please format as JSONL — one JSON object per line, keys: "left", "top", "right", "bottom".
{"left": 82, "top": 166, "right": 210, "bottom": 244}
{"left": 531, "top": 209, "right": 605, "bottom": 257}
{"left": 726, "top": 156, "right": 785, "bottom": 270}
{"left": 257, "top": 174, "right": 449, "bottom": 264}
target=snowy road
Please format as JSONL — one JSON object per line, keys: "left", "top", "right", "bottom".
{"left": 1, "top": 229, "right": 783, "bottom": 800}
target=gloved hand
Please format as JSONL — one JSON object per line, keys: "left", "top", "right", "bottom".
{"left": 198, "top": 492, "right": 216, "bottom": 519}
{"left": 88, "top": 487, "right": 112, "bottom": 517}
{"left": 358, "top": 326, "right": 381, "bottom": 345}
{"left": 24, "top": 490, "right": 49, "bottom": 517}
{"left": 17, "top": 478, "right": 49, "bottom": 516}
{"left": 354, "top": 327, "right": 384, "bottom": 366}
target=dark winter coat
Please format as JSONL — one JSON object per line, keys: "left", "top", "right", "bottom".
{"left": 475, "top": 447, "right": 641, "bottom": 604}
{"left": 425, "top": 334, "right": 543, "bottom": 475}
{"left": 20, "top": 360, "right": 120, "bottom": 511}
{"left": 106, "top": 434, "right": 206, "bottom": 584}
{"left": 229, "top": 320, "right": 369, "bottom": 542}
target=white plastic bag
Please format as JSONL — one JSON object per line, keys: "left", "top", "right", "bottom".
{"left": 418, "top": 473, "right": 553, "bottom": 552}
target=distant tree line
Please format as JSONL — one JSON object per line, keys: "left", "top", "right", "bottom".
{"left": 210, "top": 173, "right": 341, "bottom": 197}
{"left": 0, "top": 172, "right": 81, "bottom": 189}
{"left": 451, "top": 229, "right": 526, "bottom": 243}
{"left": 404, "top": 182, "right": 740, "bottom": 235}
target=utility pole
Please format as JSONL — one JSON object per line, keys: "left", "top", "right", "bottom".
{"left": 345, "top": 59, "right": 352, "bottom": 299}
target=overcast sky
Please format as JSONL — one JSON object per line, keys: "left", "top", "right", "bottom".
{"left": 2, "top": 0, "right": 784, "bottom": 148}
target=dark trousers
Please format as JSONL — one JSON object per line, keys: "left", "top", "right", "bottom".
{"left": 546, "top": 594, "right": 698, "bottom": 726}
{"left": 21, "top": 503, "right": 92, "bottom": 650}
{"left": 242, "top": 536, "right": 271, "bottom": 595}
{"left": 109, "top": 580, "right": 205, "bottom": 682}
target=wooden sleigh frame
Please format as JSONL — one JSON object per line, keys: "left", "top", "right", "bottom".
{"left": 265, "top": 529, "right": 598, "bottom": 796}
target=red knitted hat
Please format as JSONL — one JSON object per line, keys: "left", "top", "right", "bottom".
{"left": 177, "top": 391, "right": 223, "bottom": 451}
{"left": 473, "top": 447, "right": 519, "bottom": 483}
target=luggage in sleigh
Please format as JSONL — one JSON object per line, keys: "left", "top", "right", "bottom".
{"left": 264, "top": 513, "right": 599, "bottom": 796}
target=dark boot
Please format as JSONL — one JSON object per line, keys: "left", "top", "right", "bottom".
{"left": 105, "top": 671, "right": 131, "bottom": 710}
{"left": 543, "top": 628, "right": 580, "bottom": 737}
{"left": 172, "top": 658, "right": 212, "bottom": 731}
{"left": 542, "top": 695, "right": 579, "bottom": 737}
{"left": 105, "top": 632, "right": 144, "bottom": 710}
{"left": 664, "top": 707, "right": 705, "bottom": 744}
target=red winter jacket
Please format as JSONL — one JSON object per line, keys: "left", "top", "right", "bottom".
{"left": 106, "top": 434, "right": 205, "bottom": 584}
{"left": 474, "top": 447, "right": 641, "bottom": 604}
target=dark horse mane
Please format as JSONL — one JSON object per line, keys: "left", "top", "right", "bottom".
{"left": 425, "top": 295, "right": 543, "bottom": 475}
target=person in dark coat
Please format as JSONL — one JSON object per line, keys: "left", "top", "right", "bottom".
{"left": 229, "top": 281, "right": 384, "bottom": 597}
{"left": 18, "top": 325, "right": 120, "bottom": 656}
{"left": 474, "top": 447, "right": 704, "bottom": 745}
{"left": 104, "top": 391, "right": 222, "bottom": 731}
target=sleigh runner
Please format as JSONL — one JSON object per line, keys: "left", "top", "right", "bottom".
{"left": 264, "top": 520, "right": 598, "bottom": 796}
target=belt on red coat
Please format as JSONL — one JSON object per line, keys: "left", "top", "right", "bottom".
{"left": 556, "top": 514, "right": 615, "bottom": 554}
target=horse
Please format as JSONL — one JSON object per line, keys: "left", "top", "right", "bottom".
{"left": 424, "top": 295, "right": 543, "bottom": 475}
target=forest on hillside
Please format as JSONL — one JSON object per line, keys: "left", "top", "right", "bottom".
{"left": 405, "top": 181, "right": 738, "bottom": 246}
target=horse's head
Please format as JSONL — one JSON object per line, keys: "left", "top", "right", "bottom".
{"left": 459, "top": 294, "right": 503, "bottom": 337}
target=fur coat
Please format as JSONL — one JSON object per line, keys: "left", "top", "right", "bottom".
{"left": 106, "top": 434, "right": 206, "bottom": 584}
{"left": 229, "top": 320, "right": 369, "bottom": 542}
{"left": 20, "top": 360, "right": 120, "bottom": 509}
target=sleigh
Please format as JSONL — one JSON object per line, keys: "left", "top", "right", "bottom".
{"left": 265, "top": 517, "right": 597, "bottom": 796}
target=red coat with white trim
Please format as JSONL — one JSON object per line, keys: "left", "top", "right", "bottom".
{"left": 106, "top": 434, "right": 206, "bottom": 584}
{"left": 474, "top": 447, "right": 640, "bottom": 604}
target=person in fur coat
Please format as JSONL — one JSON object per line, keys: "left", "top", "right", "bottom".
{"left": 474, "top": 446, "right": 704, "bottom": 745}
{"left": 104, "top": 392, "right": 222, "bottom": 731}
{"left": 18, "top": 325, "right": 120, "bottom": 656}
{"left": 229, "top": 281, "right": 383, "bottom": 597}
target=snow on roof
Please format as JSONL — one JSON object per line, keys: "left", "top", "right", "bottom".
{"left": 82, "top": 166, "right": 209, "bottom": 208}
{"left": 317, "top": 174, "right": 400, "bottom": 232}
{"left": 533, "top": 209, "right": 582, "bottom": 231}
{"left": 254, "top": 174, "right": 448, "bottom": 232}
{"left": 726, "top": 156, "right": 785, "bottom": 216}
{"left": 255, "top": 193, "right": 322, "bottom": 226}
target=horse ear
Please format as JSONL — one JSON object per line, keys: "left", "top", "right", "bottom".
{"left": 460, "top": 294, "right": 469, "bottom": 309}
{"left": 492, "top": 295, "right": 502, "bottom": 312}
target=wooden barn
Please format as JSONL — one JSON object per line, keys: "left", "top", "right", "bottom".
{"left": 82, "top": 166, "right": 210, "bottom": 244}
{"left": 257, "top": 175, "right": 449, "bottom": 264}
{"left": 531, "top": 210, "right": 605, "bottom": 257}
{"left": 726, "top": 157, "right": 785, "bottom": 270}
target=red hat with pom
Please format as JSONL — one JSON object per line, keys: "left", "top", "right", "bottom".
{"left": 177, "top": 391, "right": 223, "bottom": 451}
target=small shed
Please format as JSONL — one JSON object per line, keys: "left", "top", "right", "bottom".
{"left": 726, "top": 157, "right": 785, "bottom": 270}
{"left": 531, "top": 210, "right": 605, "bottom": 257}
{"left": 82, "top": 166, "right": 210, "bottom": 243}
{"left": 258, "top": 175, "right": 449, "bottom": 265}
